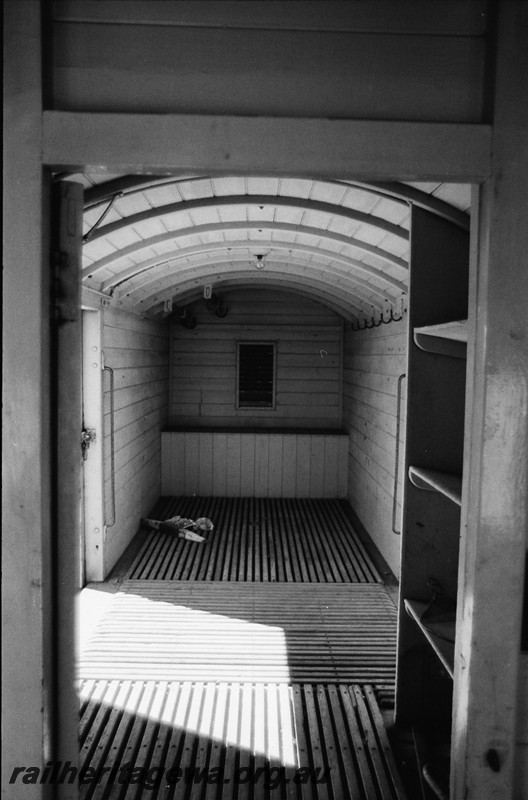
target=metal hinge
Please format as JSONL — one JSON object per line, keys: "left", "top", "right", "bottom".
{"left": 81, "top": 428, "right": 96, "bottom": 460}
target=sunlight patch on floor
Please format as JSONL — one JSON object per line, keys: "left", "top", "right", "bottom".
{"left": 78, "top": 591, "right": 297, "bottom": 765}
{"left": 78, "top": 679, "right": 299, "bottom": 766}
{"left": 78, "top": 592, "right": 293, "bottom": 683}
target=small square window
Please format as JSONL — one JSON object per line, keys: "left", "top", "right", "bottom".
{"left": 237, "top": 342, "right": 276, "bottom": 408}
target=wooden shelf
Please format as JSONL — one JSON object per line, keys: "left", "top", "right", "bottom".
{"left": 414, "top": 320, "right": 467, "bottom": 358}
{"left": 408, "top": 466, "right": 462, "bottom": 506}
{"left": 404, "top": 599, "right": 455, "bottom": 679}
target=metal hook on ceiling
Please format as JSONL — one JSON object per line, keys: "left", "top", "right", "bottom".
{"left": 390, "top": 306, "right": 405, "bottom": 322}
{"left": 352, "top": 304, "right": 405, "bottom": 330}
{"left": 205, "top": 293, "right": 229, "bottom": 318}
{"left": 351, "top": 317, "right": 369, "bottom": 331}
{"left": 380, "top": 306, "right": 394, "bottom": 324}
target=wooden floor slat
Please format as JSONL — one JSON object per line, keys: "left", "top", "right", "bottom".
{"left": 79, "top": 582, "right": 397, "bottom": 690}
{"left": 78, "top": 680, "right": 407, "bottom": 800}
{"left": 126, "top": 497, "right": 381, "bottom": 583}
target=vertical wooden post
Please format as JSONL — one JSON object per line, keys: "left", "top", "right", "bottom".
{"left": 52, "top": 180, "right": 84, "bottom": 797}
{"left": 2, "top": 3, "right": 54, "bottom": 798}
{"left": 82, "top": 309, "right": 105, "bottom": 582}
{"left": 452, "top": 3, "right": 528, "bottom": 798}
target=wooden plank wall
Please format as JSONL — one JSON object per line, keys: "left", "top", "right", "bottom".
{"left": 161, "top": 432, "right": 348, "bottom": 498}
{"left": 102, "top": 307, "right": 170, "bottom": 573}
{"left": 342, "top": 319, "right": 407, "bottom": 578}
{"left": 51, "top": 1, "right": 487, "bottom": 122}
{"left": 170, "top": 289, "right": 343, "bottom": 429}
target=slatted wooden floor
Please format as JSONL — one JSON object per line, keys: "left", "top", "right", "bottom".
{"left": 126, "top": 497, "right": 381, "bottom": 583}
{"left": 79, "top": 499, "right": 405, "bottom": 798}
{"left": 79, "top": 680, "right": 407, "bottom": 800}
{"left": 79, "top": 582, "right": 397, "bottom": 694}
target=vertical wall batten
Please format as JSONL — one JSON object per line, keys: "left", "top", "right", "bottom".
{"left": 342, "top": 320, "right": 407, "bottom": 578}
{"left": 53, "top": 181, "right": 85, "bottom": 791}
{"left": 101, "top": 307, "right": 169, "bottom": 575}
{"left": 161, "top": 433, "right": 348, "bottom": 499}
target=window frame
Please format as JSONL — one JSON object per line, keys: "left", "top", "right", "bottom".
{"left": 236, "top": 341, "right": 277, "bottom": 410}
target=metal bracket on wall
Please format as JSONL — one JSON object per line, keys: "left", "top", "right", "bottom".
{"left": 103, "top": 365, "right": 116, "bottom": 528}
{"left": 392, "top": 373, "right": 406, "bottom": 535}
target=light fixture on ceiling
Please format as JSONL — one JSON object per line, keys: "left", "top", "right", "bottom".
{"left": 255, "top": 254, "right": 266, "bottom": 270}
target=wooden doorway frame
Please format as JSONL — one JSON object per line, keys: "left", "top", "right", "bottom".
{"left": 4, "top": 2, "right": 528, "bottom": 799}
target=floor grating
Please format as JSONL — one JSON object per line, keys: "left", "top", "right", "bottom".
{"left": 79, "top": 581, "right": 396, "bottom": 690}
{"left": 78, "top": 680, "right": 407, "bottom": 800}
{"left": 80, "top": 498, "right": 405, "bottom": 798}
{"left": 126, "top": 498, "right": 381, "bottom": 583}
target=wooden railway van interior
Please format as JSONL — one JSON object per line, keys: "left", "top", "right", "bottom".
{"left": 3, "top": 3, "right": 528, "bottom": 800}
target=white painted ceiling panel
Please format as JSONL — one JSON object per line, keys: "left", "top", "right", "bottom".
{"left": 225, "top": 229, "right": 254, "bottom": 242}
{"left": 431, "top": 182, "right": 471, "bottom": 211}
{"left": 273, "top": 206, "right": 306, "bottom": 226}
{"left": 246, "top": 206, "right": 276, "bottom": 223}
{"left": 106, "top": 228, "right": 143, "bottom": 250}
{"left": 160, "top": 211, "right": 196, "bottom": 230}
{"left": 375, "top": 233, "right": 410, "bottom": 258}
{"left": 136, "top": 217, "right": 168, "bottom": 237}
{"left": 218, "top": 206, "right": 247, "bottom": 223}
{"left": 278, "top": 178, "right": 314, "bottom": 198}
{"left": 348, "top": 224, "right": 388, "bottom": 247}
{"left": 83, "top": 238, "right": 119, "bottom": 262}
{"left": 188, "top": 207, "right": 221, "bottom": 226}
{"left": 212, "top": 177, "right": 247, "bottom": 196}
{"left": 115, "top": 192, "right": 153, "bottom": 216}
{"left": 151, "top": 239, "right": 181, "bottom": 256}
{"left": 309, "top": 182, "right": 348, "bottom": 205}
{"left": 75, "top": 174, "right": 469, "bottom": 322}
{"left": 143, "top": 184, "right": 183, "bottom": 206}
{"left": 178, "top": 180, "right": 215, "bottom": 201}
{"left": 247, "top": 176, "right": 281, "bottom": 195}
{"left": 373, "top": 198, "right": 411, "bottom": 227}
{"left": 341, "top": 188, "right": 382, "bottom": 214}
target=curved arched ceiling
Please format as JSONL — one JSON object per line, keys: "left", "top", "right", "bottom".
{"left": 78, "top": 174, "right": 470, "bottom": 322}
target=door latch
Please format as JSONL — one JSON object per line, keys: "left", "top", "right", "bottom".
{"left": 81, "top": 428, "right": 96, "bottom": 460}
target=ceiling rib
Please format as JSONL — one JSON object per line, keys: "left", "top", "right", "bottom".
{"left": 126, "top": 261, "right": 390, "bottom": 313}
{"left": 86, "top": 221, "right": 407, "bottom": 284}
{"left": 83, "top": 195, "right": 409, "bottom": 245}
{"left": 144, "top": 274, "right": 372, "bottom": 320}
{"left": 78, "top": 176, "right": 474, "bottom": 321}
{"left": 154, "top": 279, "right": 367, "bottom": 321}
{"left": 83, "top": 175, "right": 202, "bottom": 208}
{"left": 105, "top": 241, "right": 406, "bottom": 298}
{"left": 347, "top": 181, "right": 470, "bottom": 229}
{"left": 118, "top": 252, "right": 395, "bottom": 304}
{"left": 82, "top": 176, "right": 468, "bottom": 230}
